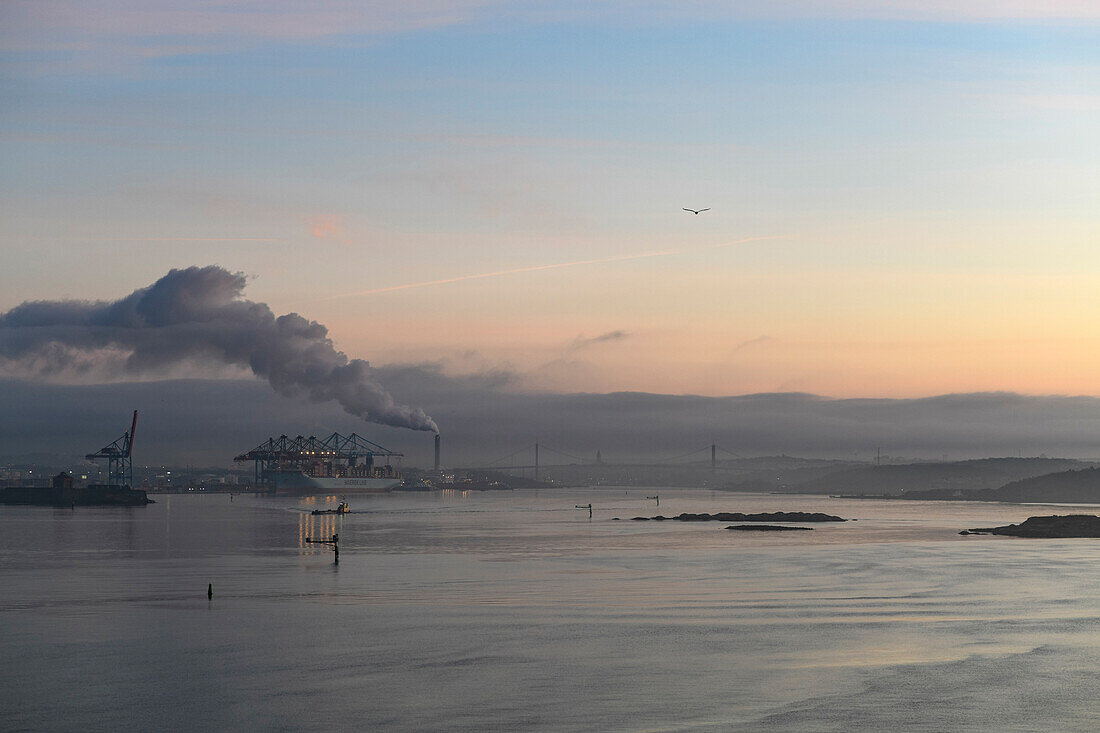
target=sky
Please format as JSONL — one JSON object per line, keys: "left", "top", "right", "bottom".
{"left": 3, "top": 1, "right": 1100, "bottom": 407}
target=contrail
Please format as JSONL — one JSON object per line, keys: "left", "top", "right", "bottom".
{"left": 86, "top": 237, "right": 283, "bottom": 242}
{"left": 328, "top": 235, "right": 783, "bottom": 299}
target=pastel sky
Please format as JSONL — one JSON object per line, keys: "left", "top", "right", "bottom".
{"left": 3, "top": 1, "right": 1099, "bottom": 399}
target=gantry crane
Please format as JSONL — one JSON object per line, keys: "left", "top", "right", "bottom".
{"left": 85, "top": 410, "right": 137, "bottom": 487}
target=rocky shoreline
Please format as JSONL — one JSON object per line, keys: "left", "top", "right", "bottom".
{"left": 961, "top": 514, "right": 1100, "bottom": 538}
{"left": 629, "top": 511, "right": 846, "bottom": 523}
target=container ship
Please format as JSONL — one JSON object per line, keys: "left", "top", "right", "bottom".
{"left": 235, "top": 432, "right": 402, "bottom": 496}
{"left": 268, "top": 466, "right": 400, "bottom": 493}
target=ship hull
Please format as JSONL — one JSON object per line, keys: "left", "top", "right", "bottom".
{"left": 268, "top": 471, "right": 401, "bottom": 496}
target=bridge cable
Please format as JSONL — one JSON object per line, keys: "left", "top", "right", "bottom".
{"left": 652, "top": 445, "right": 714, "bottom": 464}
{"left": 537, "top": 444, "right": 587, "bottom": 463}
{"left": 482, "top": 444, "right": 537, "bottom": 467}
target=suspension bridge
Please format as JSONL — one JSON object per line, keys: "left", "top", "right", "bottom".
{"left": 457, "top": 442, "right": 746, "bottom": 480}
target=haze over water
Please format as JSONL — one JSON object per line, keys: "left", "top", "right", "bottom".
{"left": 5, "top": 489, "right": 1100, "bottom": 731}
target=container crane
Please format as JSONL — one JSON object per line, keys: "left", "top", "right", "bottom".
{"left": 85, "top": 410, "right": 137, "bottom": 487}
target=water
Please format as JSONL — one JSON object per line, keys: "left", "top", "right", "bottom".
{"left": 4, "top": 489, "right": 1100, "bottom": 731}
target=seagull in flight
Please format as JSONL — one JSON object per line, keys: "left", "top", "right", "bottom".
{"left": 683, "top": 208, "right": 710, "bottom": 215}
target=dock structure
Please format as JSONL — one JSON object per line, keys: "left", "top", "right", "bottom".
{"left": 3, "top": 411, "right": 151, "bottom": 506}
{"left": 234, "top": 432, "right": 403, "bottom": 488}
{"left": 305, "top": 533, "right": 340, "bottom": 563}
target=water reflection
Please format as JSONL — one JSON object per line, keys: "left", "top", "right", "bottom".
{"left": 8, "top": 490, "right": 1100, "bottom": 732}
{"left": 297, "top": 512, "right": 340, "bottom": 553}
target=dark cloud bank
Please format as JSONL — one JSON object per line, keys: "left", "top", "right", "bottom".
{"left": 4, "top": 266, "right": 1100, "bottom": 468}
{"left": 2, "top": 370, "right": 1100, "bottom": 467}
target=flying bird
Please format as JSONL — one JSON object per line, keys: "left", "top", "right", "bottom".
{"left": 683, "top": 208, "right": 710, "bottom": 215}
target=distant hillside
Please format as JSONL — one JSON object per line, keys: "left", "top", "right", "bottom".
{"left": 719, "top": 456, "right": 866, "bottom": 492}
{"left": 905, "top": 467, "right": 1100, "bottom": 503}
{"left": 993, "top": 468, "right": 1100, "bottom": 503}
{"left": 792, "top": 458, "right": 1091, "bottom": 496}
{"left": 531, "top": 456, "right": 863, "bottom": 489}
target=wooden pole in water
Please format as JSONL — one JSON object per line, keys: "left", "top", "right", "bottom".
{"left": 208, "top": 583, "right": 213, "bottom": 599}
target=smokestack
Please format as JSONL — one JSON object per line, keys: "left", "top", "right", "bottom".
{"left": 434, "top": 433, "right": 441, "bottom": 472}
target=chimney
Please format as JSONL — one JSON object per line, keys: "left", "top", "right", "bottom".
{"left": 434, "top": 433, "right": 441, "bottom": 472}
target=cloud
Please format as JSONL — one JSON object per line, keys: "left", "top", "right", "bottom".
{"left": 731, "top": 335, "right": 773, "bottom": 353}
{"left": 372, "top": 361, "right": 518, "bottom": 395}
{"left": 9, "top": 0, "right": 1095, "bottom": 64}
{"left": 309, "top": 215, "right": 351, "bottom": 245}
{"left": 627, "top": 1, "right": 1100, "bottom": 21}
{"left": 311, "top": 219, "right": 340, "bottom": 239}
{"left": 5, "top": 377, "right": 1100, "bottom": 467}
{"left": 569, "top": 330, "right": 630, "bottom": 352}
{"left": 2, "top": 1, "right": 502, "bottom": 43}
{"left": 6, "top": 0, "right": 1098, "bottom": 48}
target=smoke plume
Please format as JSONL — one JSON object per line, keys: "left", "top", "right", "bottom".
{"left": 0, "top": 266, "right": 438, "bottom": 432}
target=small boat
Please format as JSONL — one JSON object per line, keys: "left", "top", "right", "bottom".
{"left": 311, "top": 501, "right": 350, "bottom": 515}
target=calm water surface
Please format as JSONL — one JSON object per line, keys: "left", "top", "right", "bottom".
{"left": 4, "top": 489, "right": 1100, "bottom": 731}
